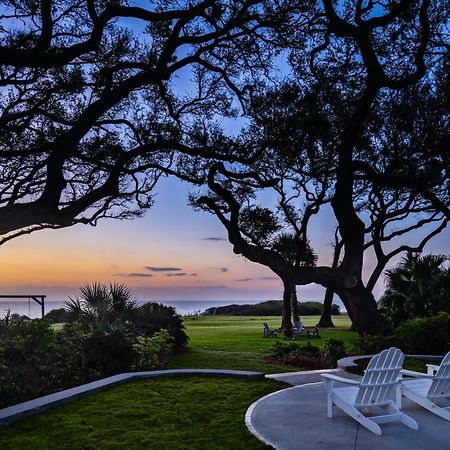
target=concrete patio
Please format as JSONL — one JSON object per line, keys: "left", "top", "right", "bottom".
{"left": 246, "top": 372, "right": 450, "bottom": 450}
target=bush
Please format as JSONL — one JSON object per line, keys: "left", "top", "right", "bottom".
{"left": 353, "top": 334, "right": 400, "bottom": 355}
{"left": 132, "top": 330, "right": 174, "bottom": 371}
{"left": 44, "top": 308, "right": 69, "bottom": 323}
{"left": 270, "top": 339, "right": 347, "bottom": 369}
{"left": 321, "top": 339, "right": 346, "bottom": 367}
{"left": 133, "top": 303, "right": 188, "bottom": 352}
{"left": 270, "top": 341, "right": 324, "bottom": 369}
{"left": 354, "top": 313, "right": 450, "bottom": 356}
{"left": 0, "top": 320, "right": 57, "bottom": 408}
{"left": 395, "top": 313, "right": 450, "bottom": 355}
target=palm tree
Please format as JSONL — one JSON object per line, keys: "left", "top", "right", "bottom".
{"left": 379, "top": 253, "right": 450, "bottom": 326}
{"left": 65, "top": 283, "right": 137, "bottom": 333}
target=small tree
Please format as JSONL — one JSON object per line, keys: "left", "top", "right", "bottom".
{"left": 379, "top": 253, "right": 450, "bottom": 326}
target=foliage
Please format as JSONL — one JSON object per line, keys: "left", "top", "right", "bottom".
{"left": 0, "top": 285, "right": 188, "bottom": 408}
{"left": 132, "top": 330, "right": 174, "bottom": 371}
{"left": 43, "top": 308, "right": 69, "bottom": 323}
{"left": 0, "top": 320, "right": 57, "bottom": 408}
{"left": 269, "top": 340, "right": 339, "bottom": 369}
{"left": 133, "top": 303, "right": 189, "bottom": 352}
{"left": 395, "top": 313, "right": 450, "bottom": 355}
{"left": 353, "top": 334, "right": 399, "bottom": 355}
{"left": 321, "top": 339, "right": 346, "bottom": 367}
{"left": 65, "top": 283, "right": 137, "bottom": 333}
{"left": 379, "top": 253, "right": 450, "bottom": 326}
{"left": 354, "top": 313, "right": 450, "bottom": 356}
{"left": 203, "top": 300, "right": 340, "bottom": 316}
{"left": 0, "top": 377, "right": 284, "bottom": 450}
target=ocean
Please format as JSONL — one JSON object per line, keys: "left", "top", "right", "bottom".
{"left": 0, "top": 299, "right": 263, "bottom": 319}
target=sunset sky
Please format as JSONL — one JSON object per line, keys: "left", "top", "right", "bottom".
{"left": 1, "top": 174, "right": 449, "bottom": 306}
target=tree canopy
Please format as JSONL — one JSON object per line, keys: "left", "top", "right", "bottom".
{"left": 0, "top": 0, "right": 297, "bottom": 244}
{"left": 193, "top": 0, "right": 450, "bottom": 333}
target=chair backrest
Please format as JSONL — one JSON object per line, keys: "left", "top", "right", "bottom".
{"left": 427, "top": 350, "right": 450, "bottom": 398}
{"left": 354, "top": 347, "right": 404, "bottom": 407}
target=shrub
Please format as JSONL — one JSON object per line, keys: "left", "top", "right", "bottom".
{"left": 321, "top": 339, "right": 346, "bottom": 367}
{"left": 270, "top": 341, "right": 324, "bottom": 369}
{"left": 0, "top": 320, "right": 57, "bottom": 408}
{"left": 354, "top": 313, "right": 450, "bottom": 356}
{"left": 353, "top": 334, "right": 400, "bottom": 355}
{"left": 44, "top": 308, "right": 69, "bottom": 323}
{"left": 395, "top": 313, "right": 450, "bottom": 355}
{"left": 133, "top": 303, "right": 188, "bottom": 352}
{"left": 132, "top": 330, "right": 174, "bottom": 370}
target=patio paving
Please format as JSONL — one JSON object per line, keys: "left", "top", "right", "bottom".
{"left": 247, "top": 376, "right": 450, "bottom": 450}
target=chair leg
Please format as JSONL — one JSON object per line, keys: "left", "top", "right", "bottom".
{"left": 386, "top": 401, "right": 419, "bottom": 430}
{"left": 333, "top": 396, "right": 382, "bottom": 435}
{"left": 327, "top": 393, "right": 333, "bottom": 418}
{"left": 403, "top": 387, "right": 450, "bottom": 421}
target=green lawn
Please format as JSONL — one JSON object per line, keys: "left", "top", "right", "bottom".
{"left": 0, "top": 377, "right": 285, "bottom": 450}
{"left": 1, "top": 314, "right": 356, "bottom": 449}
{"left": 169, "top": 314, "right": 356, "bottom": 373}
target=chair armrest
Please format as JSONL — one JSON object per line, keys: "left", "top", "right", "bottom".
{"left": 401, "top": 369, "right": 434, "bottom": 378}
{"left": 426, "top": 364, "right": 440, "bottom": 375}
{"left": 321, "top": 373, "right": 360, "bottom": 385}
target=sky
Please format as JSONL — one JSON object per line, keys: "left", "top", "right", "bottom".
{"left": 1, "top": 174, "right": 449, "bottom": 307}
{"left": 1, "top": 2, "right": 449, "bottom": 308}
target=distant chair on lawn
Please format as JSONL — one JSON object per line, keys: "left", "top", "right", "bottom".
{"left": 401, "top": 350, "right": 450, "bottom": 421}
{"left": 292, "top": 320, "right": 304, "bottom": 339}
{"left": 292, "top": 320, "right": 320, "bottom": 339}
{"left": 321, "top": 347, "right": 418, "bottom": 435}
{"left": 263, "top": 322, "right": 279, "bottom": 338}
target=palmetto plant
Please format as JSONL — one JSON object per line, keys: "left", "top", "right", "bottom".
{"left": 271, "top": 232, "right": 317, "bottom": 267}
{"left": 379, "top": 253, "right": 450, "bottom": 326}
{"left": 65, "top": 283, "right": 137, "bottom": 333}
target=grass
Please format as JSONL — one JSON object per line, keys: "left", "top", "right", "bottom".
{"left": 1, "top": 314, "right": 356, "bottom": 448}
{"left": 0, "top": 377, "right": 286, "bottom": 450}
{"left": 169, "top": 314, "right": 356, "bottom": 373}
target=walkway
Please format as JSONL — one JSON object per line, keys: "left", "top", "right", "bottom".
{"left": 247, "top": 369, "right": 450, "bottom": 450}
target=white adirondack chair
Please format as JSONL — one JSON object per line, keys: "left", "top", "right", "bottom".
{"left": 321, "top": 347, "right": 418, "bottom": 435}
{"left": 401, "top": 350, "right": 450, "bottom": 421}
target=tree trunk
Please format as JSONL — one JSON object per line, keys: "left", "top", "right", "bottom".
{"left": 318, "top": 287, "right": 335, "bottom": 328}
{"left": 281, "top": 281, "right": 293, "bottom": 337}
{"left": 339, "top": 283, "right": 385, "bottom": 334}
{"left": 291, "top": 283, "right": 300, "bottom": 322}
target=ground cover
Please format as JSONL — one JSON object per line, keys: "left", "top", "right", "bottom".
{"left": 0, "top": 377, "right": 286, "bottom": 450}
{"left": 169, "top": 314, "right": 356, "bottom": 373}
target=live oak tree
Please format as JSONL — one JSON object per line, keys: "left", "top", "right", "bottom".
{"left": 0, "top": 0, "right": 297, "bottom": 244}
{"left": 194, "top": 0, "right": 450, "bottom": 334}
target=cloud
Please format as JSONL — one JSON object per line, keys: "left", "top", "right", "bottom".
{"left": 114, "top": 273, "right": 153, "bottom": 278}
{"left": 166, "top": 272, "right": 198, "bottom": 277}
{"left": 235, "top": 276, "right": 279, "bottom": 282}
{"left": 202, "top": 237, "right": 226, "bottom": 241}
{"left": 145, "top": 266, "right": 182, "bottom": 272}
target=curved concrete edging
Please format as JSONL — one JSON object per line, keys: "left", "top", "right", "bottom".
{"left": 0, "top": 368, "right": 264, "bottom": 426}
{"left": 338, "top": 354, "right": 444, "bottom": 371}
{"left": 245, "top": 382, "right": 322, "bottom": 450}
